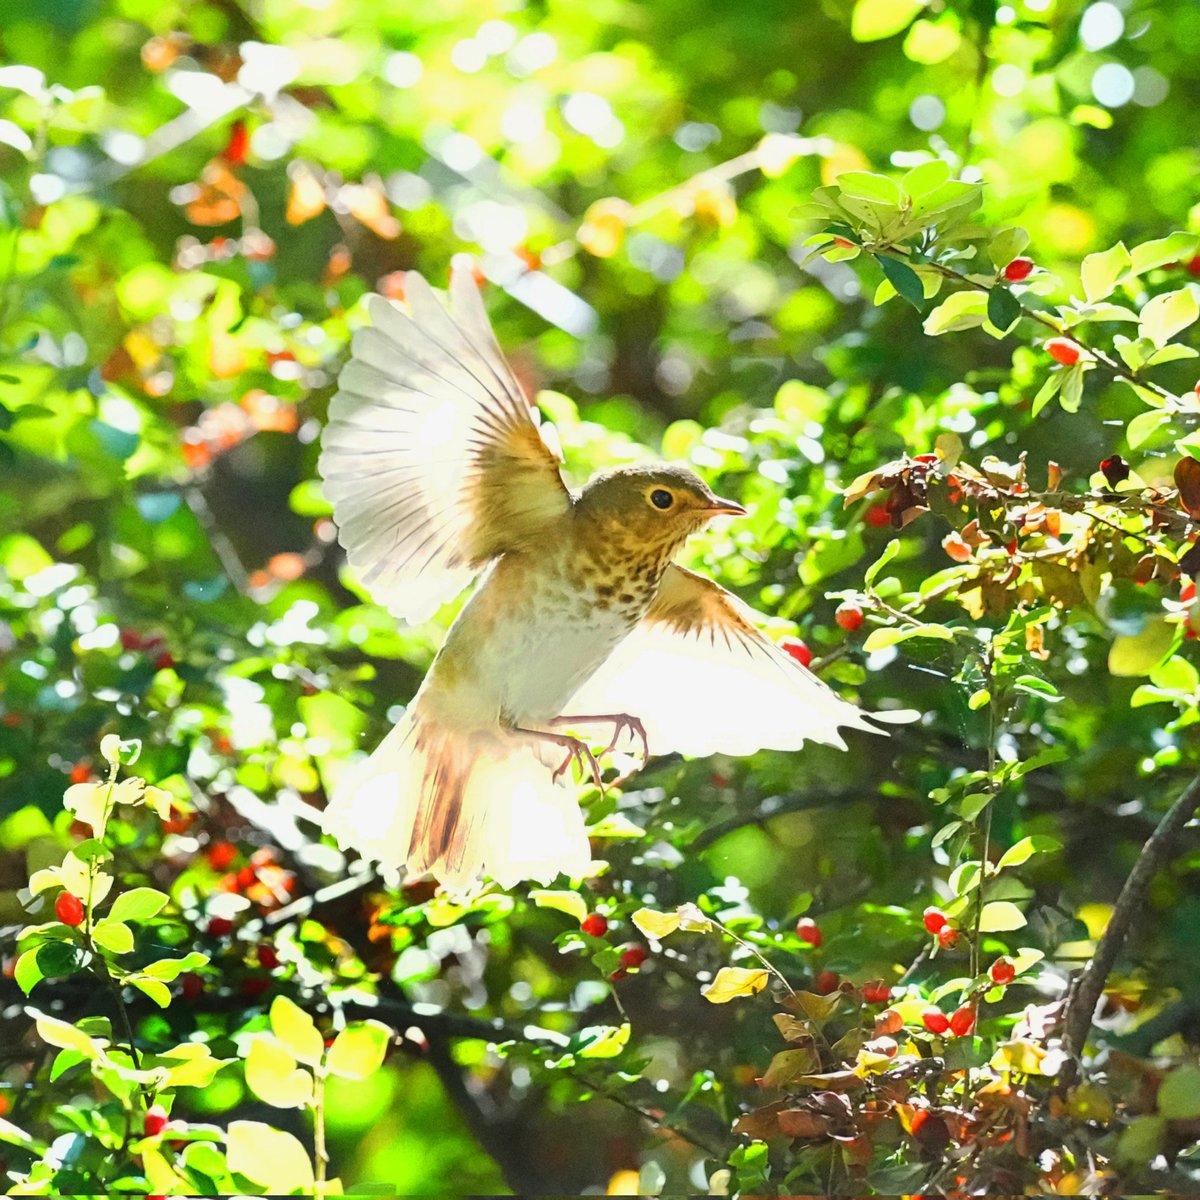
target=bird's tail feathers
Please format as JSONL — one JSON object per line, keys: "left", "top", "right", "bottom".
{"left": 322, "top": 712, "right": 592, "bottom": 894}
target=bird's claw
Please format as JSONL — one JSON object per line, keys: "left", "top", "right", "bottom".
{"left": 601, "top": 714, "right": 649, "bottom": 764}
{"left": 543, "top": 733, "right": 603, "bottom": 791}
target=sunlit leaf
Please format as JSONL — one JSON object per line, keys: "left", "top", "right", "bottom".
{"left": 701, "top": 966, "right": 769, "bottom": 1003}
{"left": 227, "top": 1121, "right": 315, "bottom": 1193}
{"left": 326, "top": 1021, "right": 391, "bottom": 1078}
{"left": 269, "top": 995, "right": 324, "bottom": 1067}
{"left": 244, "top": 1036, "right": 313, "bottom": 1108}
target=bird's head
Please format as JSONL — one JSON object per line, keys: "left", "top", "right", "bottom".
{"left": 576, "top": 464, "right": 746, "bottom": 552}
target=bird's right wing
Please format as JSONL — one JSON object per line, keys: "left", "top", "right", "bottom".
{"left": 566, "top": 564, "right": 898, "bottom": 757}
{"left": 319, "top": 267, "right": 571, "bottom": 624}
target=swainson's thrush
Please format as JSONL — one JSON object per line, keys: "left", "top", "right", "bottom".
{"left": 319, "top": 267, "right": 879, "bottom": 890}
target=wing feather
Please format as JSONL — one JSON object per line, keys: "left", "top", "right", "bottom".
{"left": 566, "top": 564, "right": 879, "bottom": 757}
{"left": 319, "top": 266, "right": 571, "bottom": 623}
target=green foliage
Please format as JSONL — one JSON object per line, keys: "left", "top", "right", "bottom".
{"left": 2, "top": 0, "right": 1200, "bottom": 1194}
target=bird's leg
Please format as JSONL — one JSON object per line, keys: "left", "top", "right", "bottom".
{"left": 514, "top": 727, "right": 604, "bottom": 791}
{"left": 550, "top": 713, "right": 650, "bottom": 766}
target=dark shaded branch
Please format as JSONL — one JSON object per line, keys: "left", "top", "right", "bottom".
{"left": 1059, "top": 772, "right": 1200, "bottom": 1072}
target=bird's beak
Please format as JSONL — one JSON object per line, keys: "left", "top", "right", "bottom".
{"left": 705, "top": 496, "right": 747, "bottom": 517}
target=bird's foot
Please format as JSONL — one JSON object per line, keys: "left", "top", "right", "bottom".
{"left": 550, "top": 713, "right": 650, "bottom": 766}
{"left": 517, "top": 728, "right": 604, "bottom": 791}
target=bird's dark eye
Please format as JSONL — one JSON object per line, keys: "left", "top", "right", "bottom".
{"left": 650, "top": 489, "right": 674, "bottom": 510}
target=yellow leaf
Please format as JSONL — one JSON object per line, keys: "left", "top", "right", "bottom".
{"left": 286, "top": 165, "right": 327, "bottom": 226}
{"left": 701, "top": 966, "right": 769, "bottom": 1004}
{"left": 227, "top": 1121, "right": 315, "bottom": 1193}
{"left": 577, "top": 1023, "right": 630, "bottom": 1059}
{"left": 529, "top": 890, "right": 588, "bottom": 924}
{"left": 141, "top": 785, "right": 174, "bottom": 820}
{"left": 326, "top": 1020, "right": 390, "bottom": 1080}
{"left": 978, "top": 901, "right": 1027, "bottom": 932}
{"left": 631, "top": 908, "right": 681, "bottom": 939}
{"left": 158, "top": 1043, "right": 232, "bottom": 1089}
{"left": 63, "top": 783, "right": 109, "bottom": 833}
{"left": 34, "top": 1011, "right": 104, "bottom": 1059}
{"left": 990, "top": 1038, "right": 1050, "bottom": 1075}
{"left": 269, "top": 994, "right": 324, "bottom": 1067}
{"left": 244, "top": 1036, "right": 313, "bottom": 1109}
{"left": 578, "top": 198, "right": 632, "bottom": 258}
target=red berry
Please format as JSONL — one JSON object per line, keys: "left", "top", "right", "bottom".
{"left": 241, "top": 976, "right": 271, "bottom": 998}
{"left": 1183, "top": 582, "right": 1197, "bottom": 604}
{"left": 922, "top": 1008, "right": 950, "bottom": 1034}
{"left": 795, "top": 917, "right": 823, "bottom": 947}
{"left": 1045, "top": 337, "right": 1081, "bottom": 366}
{"left": 257, "top": 944, "right": 280, "bottom": 970}
{"left": 223, "top": 118, "right": 249, "bottom": 166}
{"left": 180, "top": 972, "right": 204, "bottom": 1001}
{"left": 206, "top": 841, "right": 237, "bottom": 871}
{"left": 55, "top": 892, "right": 85, "bottom": 927}
{"left": 862, "top": 981, "right": 891, "bottom": 1004}
{"left": 781, "top": 637, "right": 813, "bottom": 668}
{"left": 1003, "top": 257, "right": 1034, "bottom": 282}
{"left": 236, "top": 865, "right": 256, "bottom": 889}
{"left": 922, "top": 906, "right": 947, "bottom": 934}
{"left": 120, "top": 629, "right": 145, "bottom": 651}
{"left": 835, "top": 603, "right": 864, "bottom": 632}
{"left": 949, "top": 1006, "right": 976, "bottom": 1037}
{"left": 610, "top": 967, "right": 629, "bottom": 981}
{"left": 144, "top": 1105, "right": 168, "bottom": 1137}
{"left": 937, "top": 926, "right": 959, "bottom": 950}
{"left": 989, "top": 957, "right": 1016, "bottom": 986}
{"left": 580, "top": 913, "right": 608, "bottom": 938}
{"left": 619, "top": 945, "right": 649, "bottom": 969}
{"left": 865, "top": 503, "right": 891, "bottom": 528}
{"left": 153, "top": 651, "right": 176, "bottom": 671}
{"left": 69, "top": 761, "right": 92, "bottom": 785}
{"left": 206, "top": 916, "right": 233, "bottom": 937}
{"left": 814, "top": 970, "right": 839, "bottom": 995}
{"left": 1186, "top": 255, "right": 1200, "bottom": 277}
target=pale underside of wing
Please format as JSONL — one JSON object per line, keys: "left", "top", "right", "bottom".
{"left": 564, "top": 564, "right": 879, "bottom": 758}
{"left": 318, "top": 267, "right": 571, "bottom": 624}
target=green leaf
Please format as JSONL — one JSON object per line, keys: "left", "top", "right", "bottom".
{"left": 978, "top": 901, "right": 1027, "bottom": 932}
{"left": 901, "top": 159, "right": 950, "bottom": 199}
{"left": 1108, "top": 618, "right": 1179, "bottom": 678}
{"left": 244, "top": 1036, "right": 313, "bottom": 1108}
{"left": 109, "top": 887, "right": 169, "bottom": 923}
{"left": 91, "top": 919, "right": 133, "bottom": 954}
{"left": 269, "top": 995, "right": 325, "bottom": 1067}
{"left": 987, "top": 286, "right": 1021, "bottom": 333}
{"left": 227, "top": 1121, "right": 315, "bottom": 1194}
{"left": 1158, "top": 1064, "right": 1200, "bottom": 1119}
{"left": 838, "top": 172, "right": 903, "bottom": 206}
{"left": 326, "top": 1020, "right": 391, "bottom": 1079}
{"left": 1150, "top": 655, "right": 1200, "bottom": 693}
{"left": 863, "top": 539, "right": 900, "bottom": 587}
{"left": 142, "top": 952, "right": 209, "bottom": 981}
{"left": 1139, "top": 287, "right": 1200, "bottom": 348}
{"left": 1059, "top": 363, "right": 1085, "bottom": 413}
{"left": 1126, "top": 409, "right": 1170, "bottom": 450}
{"left": 923, "top": 290, "right": 988, "bottom": 335}
{"left": 129, "top": 976, "right": 172, "bottom": 1008}
{"left": 879, "top": 256, "right": 924, "bottom": 309}
{"left": 1130, "top": 232, "right": 1199, "bottom": 277}
{"left": 1031, "top": 373, "right": 1061, "bottom": 417}
{"left": 851, "top": 0, "right": 924, "bottom": 42}
{"left": 1081, "top": 242, "right": 1130, "bottom": 303}
{"left": 996, "top": 835, "right": 1062, "bottom": 871}
{"left": 15, "top": 941, "right": 80, "bottom": 995}
{"left": 988, "top": 226, "right": 1030, "bottom": 269}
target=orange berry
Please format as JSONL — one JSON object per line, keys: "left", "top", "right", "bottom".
{"left": 206, "top": 841, "right": 237, "bottom": 871}
{"left": 1045, "top": 338, "right": 1081, "bottom": 366}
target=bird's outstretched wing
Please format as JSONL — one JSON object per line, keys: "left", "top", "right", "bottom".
{"left": 319, "top": 267, "right": 571, "bottom": 623}
{"left": 565, "top": 564, "right": 887, "bottom": 757}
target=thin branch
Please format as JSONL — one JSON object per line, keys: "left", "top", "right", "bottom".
{"left": 688, "top": 789, "right": 858, "bottom": 852}
{"left": 1059, "top": 771, "right": 1200, "bottom": 1075}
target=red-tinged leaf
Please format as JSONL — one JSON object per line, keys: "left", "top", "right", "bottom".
{"left": 777, "top": 1108, "right": 832, "bottom": 1138}
{"left": 181, "top": 161, "right": 247, "bottom": 226}
{"left": 286, "top": 165, "right": 327, "bottom": 226}
{"left": 731, "top": 1100, "right": 788, "bottom": 1140}
{"left": 789, "top": 1071, "right": 864, "bottom": 1093}
{"left": 1175, "top": 456, "right": 1200, "bottom": 519}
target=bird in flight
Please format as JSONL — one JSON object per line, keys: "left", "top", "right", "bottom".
{"left": 318, "top": 266, "right": 882, "bottom": 891}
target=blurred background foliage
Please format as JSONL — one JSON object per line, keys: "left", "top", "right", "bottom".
{"left": 2, "top": 0, "right": 1200, "bottom": 1192}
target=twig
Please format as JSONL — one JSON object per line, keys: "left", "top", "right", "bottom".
{"left": 1059, "top": 771, "right": 1200, "bottom": 1076}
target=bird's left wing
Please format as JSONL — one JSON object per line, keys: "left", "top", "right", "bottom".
{"left": 565, "top": 563, "right": 886, "bottom": 757}
{"left": 319, "top": 267, "right": 571, "bottom": 623}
